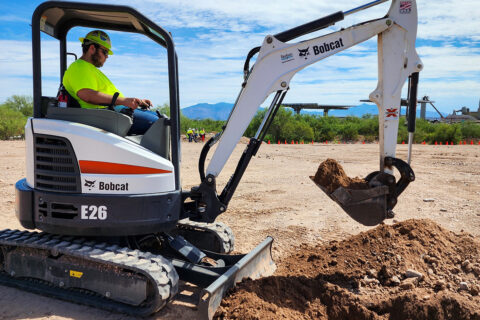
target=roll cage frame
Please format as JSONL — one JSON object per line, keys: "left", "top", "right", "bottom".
{"left": 31, "top": 1, "right": 181, "bottom": 190}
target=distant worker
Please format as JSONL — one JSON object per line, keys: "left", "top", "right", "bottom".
{"left": 200, "top": 128, "right": 206, "bottom": 142}
{"left": 192, "top": 128, "right": 198, "bottom": 142}
{"left": 62, "top": 30, "right": 158, "bottom": 135}
{"left": 187, "top": 128, "right": 193, "bottom": 142}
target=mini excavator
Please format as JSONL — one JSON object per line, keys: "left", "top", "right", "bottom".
{"left": 5, "top": 0, "right": 421, "bottom": 318}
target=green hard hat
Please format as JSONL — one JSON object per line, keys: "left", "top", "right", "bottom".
{"left": 79, "top": 30, "right": 113, "bottom": 55}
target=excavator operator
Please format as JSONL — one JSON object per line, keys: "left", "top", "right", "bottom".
{"left": 62, "top": 30, "right": 159, "bottom": 135}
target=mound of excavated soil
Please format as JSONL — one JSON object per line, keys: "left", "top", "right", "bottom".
{"left": 215, "top": 219, "right": 480, "bottom": 320}
{"left": 313, "top": 158, "right": 369, "bottom": 193}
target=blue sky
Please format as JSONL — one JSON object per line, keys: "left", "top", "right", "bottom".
{"left": 0, "top": 0, "right": 479, "bottom": 114}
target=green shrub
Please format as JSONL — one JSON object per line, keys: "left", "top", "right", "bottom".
{"left": 2, "top": 95, "right": 33, "bottom": 117}
{"left": 340, "top": 123, "right": 358, "bottom": 141}
{"left": 427, "top": 123, "right": 462, "bottom": 144}
{"left": 460, "top": 122, "right": 480, "bottom": 139}
{"left": 396, "top": 118, "right": 408, "bottom": 143}
{"left": 358, "top": 116, "right": 378, "bottom": 136}
{"left": 0, "top": 106, "right": 27, "bottom": 139}
{"left": 282, "top": 120, "right": 314, "bottom": 141}
{"left": 363, "top": 135, "right": 376, "bottom": 143}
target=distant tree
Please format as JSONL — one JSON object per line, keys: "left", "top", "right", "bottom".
{"left": 0, "top": 106, "right": 27, "bottom": 139}
{"left": 2, "top": 95, "right": 33, "bottom": 117}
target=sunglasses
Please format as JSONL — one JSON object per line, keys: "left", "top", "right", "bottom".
{"left": 94, "top": 44, "right": 109, "bottom": 56}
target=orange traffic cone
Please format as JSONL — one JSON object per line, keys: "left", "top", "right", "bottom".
{"left": 311, "top": 140, "right": 314, "bottom": 144}
{"left": 362, "top": 141, "right": 365, "bottom": 144}
{"left": 435, "top": 141, "right": 438, "bottom": 145}
{"left": 267, "top": 140, "right": 270, "bottom": 144}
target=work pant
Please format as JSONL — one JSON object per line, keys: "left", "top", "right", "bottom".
{"left": 114, "top": 106, "right": 159, "bottom": 135}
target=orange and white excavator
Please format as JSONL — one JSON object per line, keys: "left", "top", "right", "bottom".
{"left": 5, "top": 0, "right": 421, "bottom": 318}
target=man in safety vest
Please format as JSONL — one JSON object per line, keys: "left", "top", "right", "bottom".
{"left": 62, "top": 30, "right": 158, "bottom": 135}
{"left": 187, "top": 128, "right": 193, "bottom": 142}
{"left": 199, "top": 128, "right": 206, "bottom": 142}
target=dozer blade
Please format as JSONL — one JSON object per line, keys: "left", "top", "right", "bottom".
{"left": 310, "top": 177, "right": 390, "bottom": 226}
{"left": 197, "top": 236, "right": 275, "bottom": 320}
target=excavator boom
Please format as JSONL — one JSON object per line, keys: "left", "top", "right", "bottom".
{"left": 191, "top": 0, "right": 422, "bottom": 226}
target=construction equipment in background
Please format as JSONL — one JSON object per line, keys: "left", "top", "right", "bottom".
{"left": 419, "top": 96, "right": 480, "bottom": 123}
{"left": 443, "top": 100, "right": 480, "bottom": 123}
{"left": 282, "top": 103, "right": 354, "bottom": 116}
{"left": 7, "top": 0, "right": 421, "bottom": 318}
{"left": 417, "top": 96, "right": 443, "bottom": 120}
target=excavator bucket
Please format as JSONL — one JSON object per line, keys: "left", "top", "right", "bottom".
{"left": 197, "top": 236, "right": 276, "bottom": 319}
{"left": 310, "top": 177, "right": 391, "bottom": 226}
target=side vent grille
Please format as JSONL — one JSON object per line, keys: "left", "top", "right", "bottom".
{"left": 37, "top": 200, "right": 78, "bottom": 220}
{"left": 51, "top": 203, "right": 78, "bottom": 219}
{"left": 34, "top": 135, "right": 81, "bottom": 193}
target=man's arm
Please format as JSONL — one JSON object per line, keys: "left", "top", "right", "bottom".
{"left": 77, "top": 89, "right": 151, "bottom": 109}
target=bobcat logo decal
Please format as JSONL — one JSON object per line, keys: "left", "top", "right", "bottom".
{"left": 298, "top": 47, "right": 310, "bottom": 59}
{"left": 84, "top": 179, "right": 96, "bottom": 190}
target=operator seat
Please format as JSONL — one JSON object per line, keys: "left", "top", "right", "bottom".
{"left": 46, "top": 106, "right": 133, "bottom": 137}
{"left": 43, "top": 95, "right": 171, "bottom": 159}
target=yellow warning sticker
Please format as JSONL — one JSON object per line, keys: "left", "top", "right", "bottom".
{"left": 69, "top": 270, "right": 83, "bottom": 278}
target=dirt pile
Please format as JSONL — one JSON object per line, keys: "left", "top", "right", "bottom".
{"left": 312, "top": 158, "right": 369, "bottom": 193}
{"left": 215, "top": 219, "right": 480, "bottom": 320}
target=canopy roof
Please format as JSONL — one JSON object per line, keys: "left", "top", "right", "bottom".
{"left": 34, "top": 1, "right": 168, "bottom": 47}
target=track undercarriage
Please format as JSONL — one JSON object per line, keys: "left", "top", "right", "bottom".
{"left": 0, "top": 220, "right": 275, "bottom": 319}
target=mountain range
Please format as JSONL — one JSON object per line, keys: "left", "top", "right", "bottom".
{"left": 181, "top": 102, "right": 445, "bottom": 120}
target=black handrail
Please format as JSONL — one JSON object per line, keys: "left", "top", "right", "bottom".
{"left": 274, "top": 11, "right": 344, "bottom": 43}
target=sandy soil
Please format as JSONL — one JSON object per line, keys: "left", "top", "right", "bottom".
{"left": 0, "top": 140, "right": 479, "bottom": 319}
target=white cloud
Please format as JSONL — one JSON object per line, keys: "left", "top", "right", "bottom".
{"left": 0, "top": 15, "right": 29, "bottom": 23}
{"left": 122, "top": 0, "right": 480, "bottom": 41}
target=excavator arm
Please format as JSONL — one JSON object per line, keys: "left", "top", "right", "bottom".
{"left": 185, "top": 0, "right": 422, "bottom": 225}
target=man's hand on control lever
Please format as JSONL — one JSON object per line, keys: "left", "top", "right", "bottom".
{"left": 121, "top": 97, "right": 152, "bottom": 110}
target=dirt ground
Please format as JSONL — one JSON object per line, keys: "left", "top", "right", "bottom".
{"left": 0, "top": 140, "right": 479, "bottom": 319}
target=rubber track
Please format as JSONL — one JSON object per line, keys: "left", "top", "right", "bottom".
{"left": 0, "top": 229, "right": 179, "bottom": 316}
{"left": 176, "top": 219, "right": 235, "bottom": 253}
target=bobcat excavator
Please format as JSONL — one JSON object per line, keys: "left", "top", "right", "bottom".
{"left": 5, "top": 0, "right": 421, "bottom": 318}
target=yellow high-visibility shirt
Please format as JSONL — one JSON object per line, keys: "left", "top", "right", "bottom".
{"left": 63, "top": 59, "right": 123, "bottom": 109}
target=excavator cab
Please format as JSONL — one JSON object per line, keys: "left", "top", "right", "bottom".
{"left": 21, "top": 1, "right": 182, "bottom": 236}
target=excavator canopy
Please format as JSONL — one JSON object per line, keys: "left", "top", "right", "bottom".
{"left": 34, "top": 1, "right": 168, "bottom": 45}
